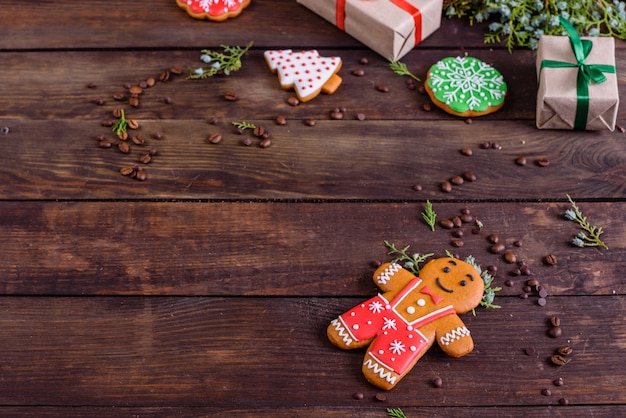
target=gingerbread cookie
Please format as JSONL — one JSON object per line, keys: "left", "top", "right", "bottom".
{"left": 176, "top": 0, "right": 251, "bottom": 21}
{"left": 327, "top": 258, "right": 484, "bottom": 390}
{"left": 425, "top": 56, "right": 507, "bottom": 117}
{"left": 264, "top": 50, "right": 342, "bottom": 102}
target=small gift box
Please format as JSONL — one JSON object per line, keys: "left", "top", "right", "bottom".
{"left": 297, "top": 0, "right": 442, "bottom": 61}
{"left": 536, "top": 18, "right": 619, "bottom": 131}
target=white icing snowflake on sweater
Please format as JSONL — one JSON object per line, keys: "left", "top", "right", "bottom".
{"left": 369, "top": 300, "right": 385, "bottom": 314}
{"left": 382, "top": 317, "right": 397, "bottom": 331}
{"left": 389, "top": 339, "right": 406, "bottom": 355}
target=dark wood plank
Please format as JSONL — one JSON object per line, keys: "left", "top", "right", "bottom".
{"left": 0, "top": 296, "right": 623, "bottom": 408}
{"left": 0, "top": 1, "right": 497, "bottom": 51}
{"left": 0, "top": 119, "right": 624, "bottom": 200}
{"left": 0, "top": 201, "right": 621, "bottom": 296}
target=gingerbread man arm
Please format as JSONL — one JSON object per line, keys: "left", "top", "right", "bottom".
{"left": 373, "top": 263, "right": 417, "bottom": 293}
{"left": 434, "top": 314, "right": 474, "bottom": 358}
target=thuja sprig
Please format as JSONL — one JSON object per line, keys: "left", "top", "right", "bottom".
{"left": 111, "top": 109, "right": 128, "bottom": 135}
{"left": 421, "top": 200, "right": 437, "bottom": 232}
{"left": 231, "top": 121, "right": 256, "bottom": 131}
{"left": 188, "top": 41, "right": 253, "bottom": 79}
{"left": 564, "top": 194, "right": 608, "bottom": 249}
{"left": 387, "top": 408, "right": 408, "bottom": 418}
{"left": 389, "top": 60, "right": 421, "bottom": 82}
{"left": 384, "top": 241, "right": 434, "bottom": 275}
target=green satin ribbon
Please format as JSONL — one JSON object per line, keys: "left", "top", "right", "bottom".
{"left": 539, "top": 17, "right": 616, "bottom": 130}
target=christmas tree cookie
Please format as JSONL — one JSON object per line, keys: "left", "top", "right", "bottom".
{"left": 264, "top": 50, "right": 342, "bottom": 102}
{"left": 176, "top": 0, "right": 251, "bottom": 21}
{"left": 425, "top": 56, "right": 507, "bottom": 117}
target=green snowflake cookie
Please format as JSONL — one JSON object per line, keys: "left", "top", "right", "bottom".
{"left": 425, "top": 56, "right": 507, "bottom": 117}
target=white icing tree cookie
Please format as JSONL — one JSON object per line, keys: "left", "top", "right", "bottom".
{"left": 425, "top": 56, "right": 507, "bottom": 117}
{"left": 176, "top": 0, "right": 251, "bottom": 21}
{"left": 264, "top": 50, "right": 342, "bottom": 102}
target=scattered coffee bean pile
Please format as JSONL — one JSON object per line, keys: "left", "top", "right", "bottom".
{"left": 90, "top": 66, "right": 184, "bottom": 181}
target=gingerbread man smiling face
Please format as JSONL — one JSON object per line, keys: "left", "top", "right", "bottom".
{"left": 327, "top": 257, "right": 484, "bottom": 390}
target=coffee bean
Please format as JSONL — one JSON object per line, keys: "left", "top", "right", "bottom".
{"left": 550, "top": 354, "right": 570, "bottom": 366}
{"left": 422, "top": 103, "right": 432, "bottom": 112}
{"left": 241, "top": 136, "right": 252, "bottom": 146}
{"left": 520, "top": 265, "right": 531, "bottom": 276}
{"left": 259, "top": 138, "right": 272, "bottom": 148}
{"left": 352, "top": 68, "right": 365, "bottom": 76}
{"left": 432, "top": 376, "right": 443, "bottom": 388}
{"left": 536, "top": 157, "right": 550, "bottom": 167}
{"left": 452, "top": 229, "right": 464, "bottom": 238}
{"left": 504, "top": 279, "right": 514, "bottom": 287}
{"left": 153, "top": 131, "right": 163, "bottom": 140}
{"left": 139, "top": 80, "right": 148, "bottom": 89}
{"left": 148, "top": 148, "right": 158, "bottom": 156}
{"left": 208, "top": 133, "right": 222, "bottom": 144}
{"left": 487, "top": 233, "right": 499, "bottom": 244}
{"left": 208, "top": 116, "right": 220, "bottom": 125}
{"left": 548, "top": 326, "right": 562, "bottom": 338}
{"left": 94, "top": 97, "right": 105, "bottom": 106}
{"left": 253, "top": 126, "right": 266, "bottom": 138}
{"left": 462, "top": 171, "right": 477, "bottom": 182}
{"left": 112, "top": 91, "right": 125, "bottom": 101}
{"left": 524, "top": 346, "right": 536, "bottom": 356}
{"left": 98, "top": 140, "right": 112, "bottom": 149}
{"left": 138, "top": 153, "right": 152, "bottom": 164}
{"left": 131, "top": 135, "right": 145, "bottom": 145}
{"left": 159, "top": 70, "right": 171, "bottom": 82}
{"left": 330, "top": 110, "right": 344, "bottom": 120}
{"left": 375, "top": 393, "right": 387, "bottom": 402}
{"left": 523, "top": 285, "right": 532, "bottom": 294}
{"left": 527, "top": 278, "right": 540, "bottom": 287}
{"left": 304, "top": 118, "right": 316, "bottom": 126}
{"left": 287, "top": 96, "right": 300, "bottom": 106}
{"left": 120, "top": 166, "right": 134, "bottom": 176}
{"left": 95, "top": 134, "right": 106, "bottom": 141}
{"left": 439, "top": 219, "right": 454, "bottom": 229}
{"left": 275, "top": 115, "right": 287, "bottom": 125}
{"left": 352, "top": 392, "right": 364, "bottom": 400}
{"left": 128, "top": 97, "right": 140, "bottom": 107}
{"left": 135, "top": 170, "right": 147, "bottom": 181}
{"left": 558, "top": 398, "right": 569, "bottom": 406}
{"left": 487, "top": 265, "right": 497, "bottom": 275}
{"left": 163, "top": 96, "right": 173, "bottom": 104}
{"left": 170, "top": 66, "right": 183, "bottom": 75}
{"left": 557, "top": 345, "right": 573, "bottom": 356}
{"left": 450, "top": 175, "right": 464, "bottom": 185}
{"left": 515, "top": 156, "right": 527, "bottom": 166}
{"left": 451, "top": 239, "right": 464, "bottom": 247}
{"left": 465, "top": 118, "right": 473, "bottom": 125}
{"left": 503, "top": 251, "right": 517, "bottom": 264}
{"left": 491, "top": 142, "right": 501, "bottom": 150}
{"left": 553, "top": 377, "right": 564, "bottom": 386}
{"left": 519, "top": 293, "right": 528, "bottom": 299}
{"left": 509, "top": 268, "right": 521, "bottom": 276}
{"left": 544, "top": 254, "right": 557, "bottom": 265}
{"left": 127, "top": 119, "right": 140, "bottom": 130}
{"left": 145, "top": 77, "right": 156, "bottom": 87}
{"left": 86, "top": 82, "right": 97, "bottom": 89}
{"left": 541, "top": 388, "right": 551, "bottom": 396}
{"left": 440, "top": 181, "right": 453, "bottom": 192}
{"left": 129, "top": 86, "right": 143, "bottom": 95}
{"left": 452, "top": 216, "right": 462, "bottom": 228}
{"left": 513, "top": 240, "right": 523, "bottom": 247}
{"left": 411, "top": 184, "right": 422, "bottom": 191}
{"left": 117, "top": 142, "right": 130, "bottom": 154}
{"left": 617, "top": 124, "right": 626, "bottom": 133}
{"left": 101, "top": 119, "right": 114, "bottom": 127}
{"left": 117, "top": 131, "right": 128, "bottom": 141}
{"left": 460, "top": 213, "right": 473, "bottom": 223}
{"left": 460, "top": 147, "right": 473, "bottom": 156}
{"left": 376, "top": 84, "right": 389, "bottom": 93}
{"left": 550, "top": 316, "right": 561, "bottom": 327}
{"left": 224, "top": 91, "right": 238, "bottom": 101}
{"left": 490, "top": 243, "right": 506, "bottom": 254}
{"left": 480, "top": 141, "right": 491, "bottom": 149}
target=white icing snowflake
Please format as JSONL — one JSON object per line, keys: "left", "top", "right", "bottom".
{"left": 389, "top": 339, "right": 406, "bottom": 355}
{"left": 368, "top": 300, "right": 385, "bottom": 314}
{"left": 429, "top": 56, "right": 506, "bottom": 112}
{"left": 382, "top": 317, "right": 397, "bottom": 331}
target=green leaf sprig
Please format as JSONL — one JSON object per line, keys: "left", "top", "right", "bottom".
{"left": 384, "top": 241, "right": 434, "bottom": 275}
{"left": 188, "top": 41, "right": 253, "bottom": 79}
{"left": 231, "top": 121, "right": 256, "bottom": 131}
{"left": 421, "top": 200, "right": 437, "bottom": 232}
{"left": 564, "top": 194, "right": 608, "bottom": 249}
{"left": 389, "top": 60, "right": 421, "bottom": 82}
{"left": 111, "top": 109, "right": 128, "bottom": 136}
{"left": 387, "top": 408, "right": 408, "bottom": 418}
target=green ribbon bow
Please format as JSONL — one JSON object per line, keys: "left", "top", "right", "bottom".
{"left": 539, "top": 17, "right": 616, "bottom": 130}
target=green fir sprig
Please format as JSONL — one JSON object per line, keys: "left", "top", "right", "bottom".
{"left": 188, "top": 41, "right": 253, "bottom": 79}
{"left": 389, "top": 60, "right": 421, "bottom": 82}
{"left": 384, "top": 241, "right": 433, "bottom": 275}
{"left": 111, "top": 109, "right": 128, "bottom": 136}
{"left": 564, "top": 194, "right": 608, "bottom": 249}
{"left": 387, "top": 408, "right": 408, "bottom": 418}
{"left": 421, "top": 200, "right": 437, "bottom": 232}
{"left": 231, "top": 121, "right": 256, "bottom": 131}
{"left": 445, "top": 1, "right": 626, "bottom": 52}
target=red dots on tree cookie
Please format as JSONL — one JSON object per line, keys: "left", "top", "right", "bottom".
{"left": 264, "top": 50, "right": 342, "bottom": 102}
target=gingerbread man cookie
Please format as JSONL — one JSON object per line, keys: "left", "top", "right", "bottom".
{"left": 264, "top": 50, "right": 342, "bottom": 102}
{"left": 176, "top": 0, "right": 251, "bottom": 21}
{"left": 327, "top": 258, "right": 484, "bottom": 390}
{"left": 425, "top": 56, "right": 507, "bottom": 117}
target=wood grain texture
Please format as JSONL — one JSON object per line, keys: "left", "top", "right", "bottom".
{"left": 0, "top": 201, "right": 622, "bottom": 296}
{"left": 0, "top": 296, "right": 623, "bottom": 408}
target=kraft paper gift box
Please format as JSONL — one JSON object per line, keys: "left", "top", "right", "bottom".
{"left": 297, "top": 0, "right": 442, "bottom": 61}
{"left": 536, "top": 19, "right": 619, "bottom": 131}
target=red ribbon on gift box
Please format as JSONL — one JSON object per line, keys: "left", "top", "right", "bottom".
{"left": 336, "top": 0, "right": 423, "bottom": 45}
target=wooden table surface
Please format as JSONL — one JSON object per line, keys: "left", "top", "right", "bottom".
{"left": 1, "top": 1, "right": 625, "bottom": 416}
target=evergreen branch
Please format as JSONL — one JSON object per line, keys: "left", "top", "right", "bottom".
{"left": 389, "top": 60, "right": 421, "bottom": 82}
{"left": 188, "top": 41, "right": 253, "bottom": 79}
{"left": 387, "top": 408, "right": 408, "bottom": 418}
{"left": 421, "top": 200, "right": 437, "bottom": 232}
{"left": 565, "top": 194, "right": 608, "bottom": 249}
{"left": 231, "top": 121, "right": 256, "bottom": 131}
